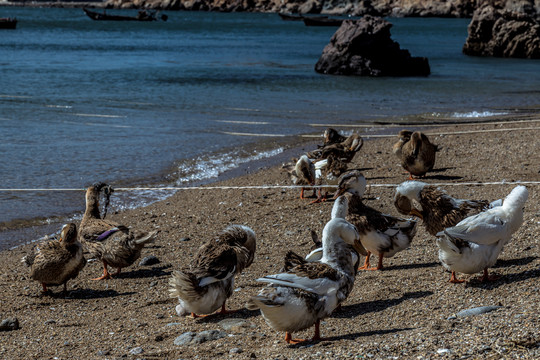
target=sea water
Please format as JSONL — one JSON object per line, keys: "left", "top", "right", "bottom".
{"left": 1, "top": 7, "right": 539, "bottom": 249}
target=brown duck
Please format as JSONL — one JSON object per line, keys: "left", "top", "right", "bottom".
{"left": 169, "top": 225, "right": 256, "bottom": 318}
{"left": 79, "top": 183, "right": 157, "bottom": 280}
{"left": 393, "top": 130, "right": 438, "bottom": 179}
{"left": 23, "top": 223, "right": 86, "bottom": 293}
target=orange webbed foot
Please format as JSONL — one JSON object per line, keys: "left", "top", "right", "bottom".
{"left": 449, "top": 271, "right": 465, "bottom": 283}
{"left": 284, "top": 332, "right": 308, "bottom": 345}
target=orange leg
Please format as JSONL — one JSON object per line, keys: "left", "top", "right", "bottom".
{"left": 366, "top": 253, "right": 384, "bottom": 271}
{"left": 449, "top": 271, "right": 465, "bottom": 283}
{"left": 41, "top": 283, "right": 48, "bottom": 293}
{"left": 310, "top": 189, "right": 324, "bottom": 204}
{"left": 300, "top": 188, "right": 305, "bottom": 200}
{"left": 284, "top": 332, "right": 308, "bottom": 345}
{"left": 358, "top": 252, "right": 371, "bottom": 270}
{"left": 311, "top": 320, "right": 322, "bottom": 342}
{"left": 216, "top": 303, "right": 236, "bottom": 315}
{"left": 92, "top": 260, "right": 112, "bottom": 280}
{"left": 478, "top": 268, "right": 500, "bottom": 282}
{"left": 112, "top": 267, "right": 122, "bottom": 277}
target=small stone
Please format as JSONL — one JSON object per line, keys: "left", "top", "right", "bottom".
{"left": 174, "top": 332, "right": 196, "bottom": 346}
{"left": 218, "top": 319, "right": 248, "bottom": 331}
{"left": 129, "top": 347, "right": 143, "bottom": 355}
{"left": 155, "top": 335, "right": 164, "bottom": 342}
{"left": 139, "top": 255, "right": 160, "bottom": 266}
{"left": 97, "top": 350, "right": 110, "bottom": 356}
{"left": 229, "top": 348, "right": 243, "bottom": 354}
{"left": 180, "top": 237, "right": 190, "bottom": 242}
{"left": 44, "top": 319, "right": 56, "bottom": 325}
{"left": 0, "top": 318, "right": 20, "bottom": 331}
{"left": 437, "top": 349, "right": 451, "bottom": 355}
{"left": 192, "top": 330, "right": 227, "bottom": 344}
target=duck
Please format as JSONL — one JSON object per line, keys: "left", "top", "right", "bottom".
{"left": 311, "top": 154, "right": 349, "bottom": 203}
{"left": 393, "top": 130, "right": 438, "bottom": 179}
{"left": 247, "top": 214, "right": 362, "bottom": 344}
{"left": 286, "top": 155, "right": 316, "bottom": 199}
{"left": 334, "top": 170, "right": 417, "bottom": 270}
{"left": 23, "top": 223, "right": 86, "bottom": 293}
{"left": 169, "top": 225, "right": 256, "bottom": 318}
{"left": 308, "top": 133, "right": 363, "bottom": 163}
{"left": 436, "top": 185, "right": 528, "bottom": 283}
{"left": 394, "top": 180, "right": 497, "bottom": 236}
{"left": 284, "top": 196, "right": 364, "bottom": 270}
{"left": 79, "top": 182, "right": 157, "bottom": 280}
{"left": 323, "top": 127, "right": 347, "bottom": 145}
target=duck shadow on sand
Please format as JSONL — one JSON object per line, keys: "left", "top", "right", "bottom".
{"left": 382, "top": 261, "right": 439, "bottom": 271}
{"left": 194, "top": 308, "right": 262, "bottom": 323}
{"left": 35, "top": 288, "right": 137, "bottom": 299}
{"left": 332, "top": 290, "right": 433, "bottom": 319}
{"left": 466, "top": 259, "right": 540, "bottom": 290}
{"left": 114, "top": 265, "right": 172, "bottom": 279}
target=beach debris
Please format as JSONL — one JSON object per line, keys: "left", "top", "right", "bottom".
{"left": 139, "top": 255, "right": 160, "bottom": 266}
{"left": 173, "top": 330, "right": 227, "bottom": 346}
{"left": 455, "top": 305, "right": 504, "bottom": 318}
{"left": 128, "top": 347, "right": 143, "bottom": 355}
{"left": 0, "top": 318, "right": 20, "bottom": 331}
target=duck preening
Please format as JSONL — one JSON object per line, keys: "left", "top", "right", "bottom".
{"left": 394, "top": 180, "right": 495, "bottom": 236}
{"left": 436, "top": 185, "right": 528, "bottom": 283}
{"left": 393, "top": 130, "right": 438, "bottom": 179}
{"left": 169, "top": 225, "right": 256, "bottom": 318}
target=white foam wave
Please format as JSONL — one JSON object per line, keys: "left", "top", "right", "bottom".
{"left": 176, "top": 148, "right": 284, "bottom": 184}
{"left": 449, "top": 111, "right": 508, "bottom": 118}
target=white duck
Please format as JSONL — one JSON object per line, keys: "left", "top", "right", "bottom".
{"left": 247, "top": 215, "right": 362, "bottom": 344}
{"left": 394, "top": 180, "right": 497, "bottom": 236}
{"left": 334, "top": 170, "right": 417, "bottom": 271}
{"left": 436, "top": 185, "right": 528, "bottom": 283}
{"left": 169, "top": 225, "right": 256, "bottom": 318}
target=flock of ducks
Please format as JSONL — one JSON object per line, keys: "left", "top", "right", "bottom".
{"left": 22, "top": 128, "right": 529, "bottom": 344}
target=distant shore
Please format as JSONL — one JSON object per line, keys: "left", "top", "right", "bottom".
{"left": 1, "top": 119, "right": 539, "bottom": 359}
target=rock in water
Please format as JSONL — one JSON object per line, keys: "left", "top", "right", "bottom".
{"left": 463, "top": 5, "right": 540, "bottom": 58}
{"left": 314, "top": 16, "right": 430, "bottom": 77}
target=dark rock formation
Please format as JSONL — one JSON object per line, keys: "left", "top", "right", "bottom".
{"left": 463, "top": 5, "right": 540, "bottom": 58}
{"left": 314, "top": 16, "right": 430, "bottom": 76}
{"left": 96, "top": 0, "right": 540, "bottom": 19}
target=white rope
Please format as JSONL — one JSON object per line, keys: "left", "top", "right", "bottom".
{"left": 309, "top": 116, "right": 540, "bottom": 128}
{"left": 1, "top": 181, "right": 539, "bottom": 192}
{"left": 300, "top": 126, "right": 540, "bottom": 139}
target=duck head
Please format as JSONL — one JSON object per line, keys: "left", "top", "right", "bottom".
{"left": 394, "top": 181, "right": 427, "bottom": 219}
{"left": 333, "top": 170, "right": 366, "bottom": 199}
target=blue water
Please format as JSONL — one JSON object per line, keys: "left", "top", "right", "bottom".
{"left": 1, "top": 7, "right": 539, "bottom": 248}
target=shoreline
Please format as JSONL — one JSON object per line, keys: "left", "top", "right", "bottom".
{"left": 2, "top": 109, "right": 539, "bottom": 251}
{"left": 1, "top": 119, "right": 539, "bottom": 359}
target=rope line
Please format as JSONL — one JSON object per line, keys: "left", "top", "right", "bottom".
{"left": 1, "top": 181, "right": 539, "bottom": 192}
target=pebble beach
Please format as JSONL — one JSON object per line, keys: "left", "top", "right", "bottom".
{"left": 1, "top": 120, "right": 539, "bottom": 359}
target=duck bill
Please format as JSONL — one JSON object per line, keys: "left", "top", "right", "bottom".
{"left": 332, "top": 187, "right": 346, "bottom": 199}
{"left": 353, "top": 240, "right": 368, "bottom": 256}
{"left": 409, "top": 208, "right": 423, "bottom": 220}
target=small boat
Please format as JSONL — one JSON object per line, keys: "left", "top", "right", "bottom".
{"left": 0, "top": 17, "right": 17, "bottom": 29}
{"left": 278, "top": 13, "right": 304, "bottom": 21}
{"left": 83, "top": 8, "right": 167, "bottom": 22}
{"left": 303, "top": 16, "right": 344, "bottom": 26}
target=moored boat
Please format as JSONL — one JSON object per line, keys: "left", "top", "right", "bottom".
{"left": 83, "top": 8, "right": 166, "bottom": 22}
{"left": 0, "top": 17, "right": 17, "bottom": 29}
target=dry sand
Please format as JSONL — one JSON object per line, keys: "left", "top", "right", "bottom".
{"left": 1, "top": 121, "right": 539, "bottom": 360}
